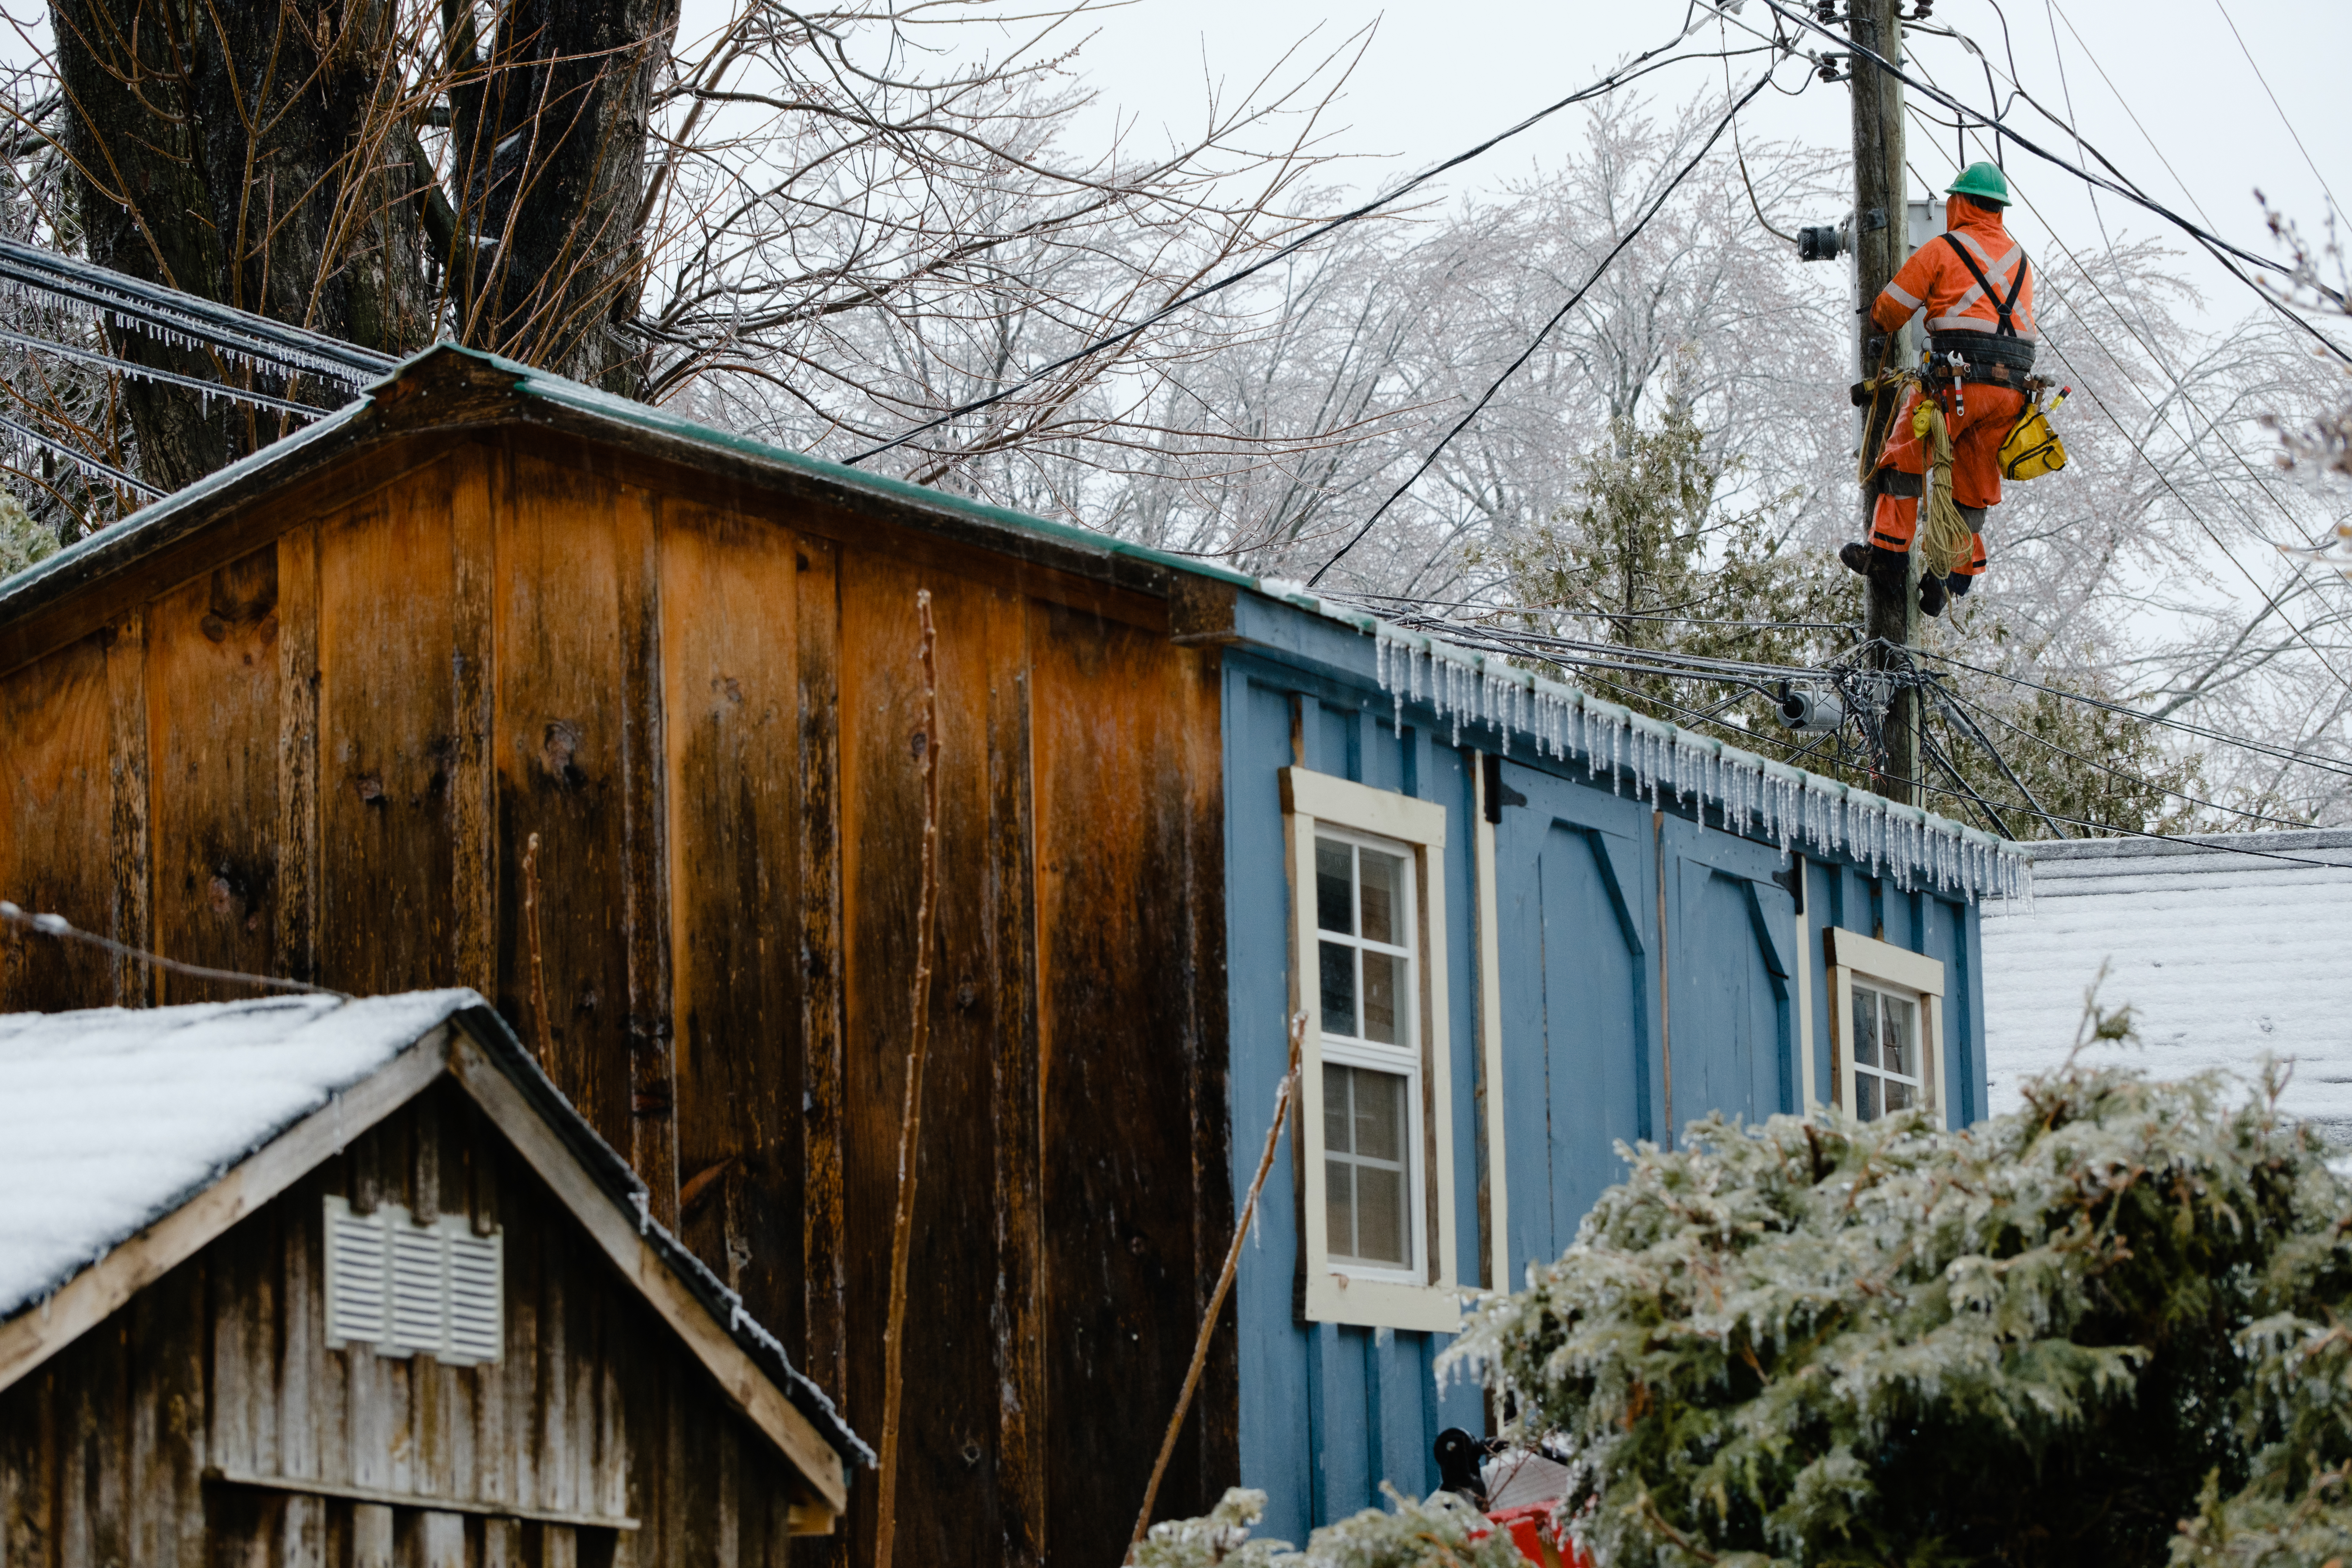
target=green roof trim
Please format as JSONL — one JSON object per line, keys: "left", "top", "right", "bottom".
{"left": 0, "top": 343, "right": 2019, "bottom": 886}
{"left": 491, "top": 348, "right": 1258, "bottom": 593}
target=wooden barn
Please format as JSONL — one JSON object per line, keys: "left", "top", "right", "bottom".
{"left": 0, "top": 988, "right": 866, "bottom": 1568}
{"left": 0, "top": 344, "right": 2026, "bottom": 1558}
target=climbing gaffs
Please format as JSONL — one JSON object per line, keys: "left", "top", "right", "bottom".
{"left": 1843, "top": 163, "right": 2069, "bottom": 616}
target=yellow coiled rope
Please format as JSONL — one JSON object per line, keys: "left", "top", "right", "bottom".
{"left": 1913, "top": 397, "right": 1976, "bottom": 580}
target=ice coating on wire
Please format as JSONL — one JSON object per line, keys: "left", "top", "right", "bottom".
{"left": 1357, "top": 619, "right": 2030, "bottom": 907}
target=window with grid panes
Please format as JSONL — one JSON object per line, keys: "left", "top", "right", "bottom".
{"left": 1315, "top": 830, "right": 1421, "bottom": 1274}
{"left": 1849, "top": 983, "right": 1923, "bottom": 1120}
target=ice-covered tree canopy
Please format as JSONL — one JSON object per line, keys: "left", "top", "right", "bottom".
{"left": 1434, "top": 1024, "right": 2352, "bottom": 1568}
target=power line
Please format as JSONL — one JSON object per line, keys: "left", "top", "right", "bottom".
{"left": 1360, "top": 588, "right": 2352, "bottom": 828}
{"left": 1306, "top": 64, "right": 1783, "bottom": 587}
{"left": 839, "top": 29, "right": 1778, "bottom": 468}
{"left": 2207, "top": 0, "right": 2340, "bottom": 220}
{"left": 0, "top": 899, "right": 348, "bottom": 996}
{"left": 1748, "top": 0, "right": 2352, "bottom": 360}
{"left": 1909, "top": 644, "right": 2352, "bottom": 786}
{"left": 1336, "top": 590, "right": 1860, "bottom": 633}
{"left": 1933, "top": 678, "right": 2316, "bottom": 830}
{"left": 1894, "top": 771, "right": 2352, "bottom": 871}
{"left": 0, "top": 409, "right": 160, "bottom": 499}
{"left": 0, "top": 327, "right": 325, "bottom": 418}
{"left": 0, "top": 239, "right": 393, "bottom": 389}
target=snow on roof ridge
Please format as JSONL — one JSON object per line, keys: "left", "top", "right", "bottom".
{"left": 2026, "top": 826, "right": 2352, "bottom": 862}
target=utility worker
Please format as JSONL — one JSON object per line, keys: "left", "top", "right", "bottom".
{"left": 1840, "top": 162, "right": 2035, "bottom": 615}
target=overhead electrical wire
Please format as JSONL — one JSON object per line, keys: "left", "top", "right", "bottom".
{"left": 1341, "top": 591, "right": 1861, "bottom": 633}
{"left": 1354, "top": 582, "right": 2352, "bottom": 856}
{"left": 1305, "top": 63, "right": 1785, "bottom": 587}
{"left": 2208, "top": 0, "right": 2341, "bottom": 219}
{"left": 1893, "top": 771, "right": 2352, "bottom": 870}
{"left": 1894, "top": 101, "right": 2352, "bottom": 704}
{"left": 838, "top": 25, "right": 1783, "bottom": 467}
{"left": 0, "top": 408, "right": 159, "bottom": 499}
{"left": 1933, "top": 678, "right": 2318, "bottom": 830}
{"left": 1909, "top": 644, "right": 2352, "bottom": 787}
{"left": 1746, "top": 0, "right": 2352, "bottom": 361}
{"left": 0, "top": 327, "right": 322, "bottom": 418}
{"left": 0, "top": 239, "right": 394, "bottom": 390}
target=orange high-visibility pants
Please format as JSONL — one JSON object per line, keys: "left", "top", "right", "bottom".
{"left": 1952, "top": 528, "right": 1987, "bottom": 581}
{"left": 1878, "top": 382, "right": 2025, "bottom": 510}
{"left": 1871, "top": 502, "right": 1991, "bottom": 584}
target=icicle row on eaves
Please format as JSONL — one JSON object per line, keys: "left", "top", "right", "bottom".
{"left": 1352, "top": 611, "right": 2032, "bottom": 907}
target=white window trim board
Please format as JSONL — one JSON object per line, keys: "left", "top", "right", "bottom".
{"left": 1281, "top": 765, "right": 1461, "bottom": 1333}
{"left": 1472, "top": 756, "right": 1509, "bottom": 1296}
{"left": 1794, "top": 856, "right": 1817, "bottom": 1112}
{"left": 1823, "top": 927, "right": 1947, "bottom": 1128}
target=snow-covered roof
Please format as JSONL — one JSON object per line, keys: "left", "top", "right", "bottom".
{"left": 0, "top": 989, "right": 479, "bottom": 1317}
{"left": 0, "top": 989, "right": 870, "bottom": 1472}
{"left": 1983, "top": 829, "right": 2352, "bottom": 1141}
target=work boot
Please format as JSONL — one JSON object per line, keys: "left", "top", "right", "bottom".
{"left": 1839, "top": 542, "right": 1907, "bottom": 581}
{"left": 1948, "top": 573, "right": 1974, "bottom": 599}
{"left": 1919, "top": 572, "right": 1949, "bottom": 618}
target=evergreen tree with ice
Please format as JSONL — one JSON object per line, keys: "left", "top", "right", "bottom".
{"left": 1427, "top": 1006, "right": 2352, "bottom": 1568}
{"left": 1143, "top": 1013, "right": 2352, "bottom": 1566}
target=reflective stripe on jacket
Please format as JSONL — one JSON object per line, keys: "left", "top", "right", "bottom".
{"left": 1871, "top": 194, "right": 2038, "bottom": 341}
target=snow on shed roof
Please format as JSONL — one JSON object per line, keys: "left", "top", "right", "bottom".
{"left": 0, "top": 989, "right": 478, "bottom": 1318}
{"left": 1983, "top": 829, "right": 2352, "bottom": 1140}
{"left": 0, "top": 988, "right": 870, "bottom": 1472}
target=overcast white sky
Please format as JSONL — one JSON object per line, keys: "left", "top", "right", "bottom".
{"left": 888, "top": 0, "right": 2350, "bottom": 334}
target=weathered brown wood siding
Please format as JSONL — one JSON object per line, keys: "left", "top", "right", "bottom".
{"left": 0, "top": 1080, "right": 814, "bottom": 1568}
{"left": 0, "top": 420, "right": 1237, "bottom": 1564}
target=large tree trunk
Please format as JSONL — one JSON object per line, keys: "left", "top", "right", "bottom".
{"left": 51, "top": 0, "right": 672, "bottom": 492}
{"left": 443, "top": 0, "right": 673, "bottom": 393}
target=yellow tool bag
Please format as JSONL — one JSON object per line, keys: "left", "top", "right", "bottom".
{"left": 2000, "top": 397, "right": 2067, "bottom": 481}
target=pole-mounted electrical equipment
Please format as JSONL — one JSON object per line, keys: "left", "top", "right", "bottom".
{"left": 1775, "top": 683, "right": 1846, "bottom": 735}
{"left": 1796, "top": 219, "right": 1852, "bottom": 262}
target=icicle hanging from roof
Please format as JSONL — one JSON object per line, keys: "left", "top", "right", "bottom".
{"left": 1360, "top": 608, "right": 2030, "bottom": 906}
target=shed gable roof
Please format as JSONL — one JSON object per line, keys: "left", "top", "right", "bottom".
{"left": 0, "top": 343, "right": 2021, "bottom": 899}
{"left": 0, "top": 987, "right": 867, "bottom": 1504}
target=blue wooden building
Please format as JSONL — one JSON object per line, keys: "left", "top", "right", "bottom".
{"left": 0, "top": 345, "right": 2021, "bottom": 1562}
{"left": 1210, "top": 581, "right": 2014, "bottom": 1543}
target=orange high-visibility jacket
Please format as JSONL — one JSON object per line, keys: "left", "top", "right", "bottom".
{"left": 1871, "top": 195, "right": 2037, "bottom": 342}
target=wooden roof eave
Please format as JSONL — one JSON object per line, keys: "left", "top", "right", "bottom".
{"left": 0, "top": 997, "right": 863, "bottom": 1522}
{"left": 0, "top": 344, "right": 1257, "bottom": 671}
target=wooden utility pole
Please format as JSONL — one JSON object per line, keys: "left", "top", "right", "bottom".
{"left": 1850, "top": 0, "right": 1919, "bottom": 803}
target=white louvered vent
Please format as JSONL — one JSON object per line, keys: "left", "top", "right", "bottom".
{"left": 324, "top": 1196, "right": 504, "bottom": 1365}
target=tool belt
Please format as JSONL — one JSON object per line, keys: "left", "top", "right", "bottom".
{"left": 1930, "top": 330, "right": 2037, "bottom": 373}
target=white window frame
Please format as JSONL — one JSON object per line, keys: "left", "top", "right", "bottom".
{"left": 1824, "top": 929, "right": 1946, "bottom": 1129}
{"left": 1281, "top": 766, "right": 1460, "bottom": 1332}
{"left": 1315, "top": 824, "right": 1427, "bottom": 1283}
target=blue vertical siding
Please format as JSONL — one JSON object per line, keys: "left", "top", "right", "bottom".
{"left": 1225, "top": 656, "right": 1483, "bottom": 1544}
{"left": 1492, "top": 759, "right": 1660, "bottom": 1277}
{"left": 1219, "top": 603, "right": 1992, "bottom": 1537}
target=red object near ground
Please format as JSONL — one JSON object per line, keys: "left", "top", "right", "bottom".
{"left": 1486, "top": 1503, "right": 1589, "bottom": 1568}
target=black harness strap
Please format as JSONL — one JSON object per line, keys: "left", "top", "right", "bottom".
{"left": 1940, "top": 231, "right": 2029, "bottom": 338}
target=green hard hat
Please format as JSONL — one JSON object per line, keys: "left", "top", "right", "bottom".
{"left": 1946, "top": 161, "right": 2010, "bottom": 203}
